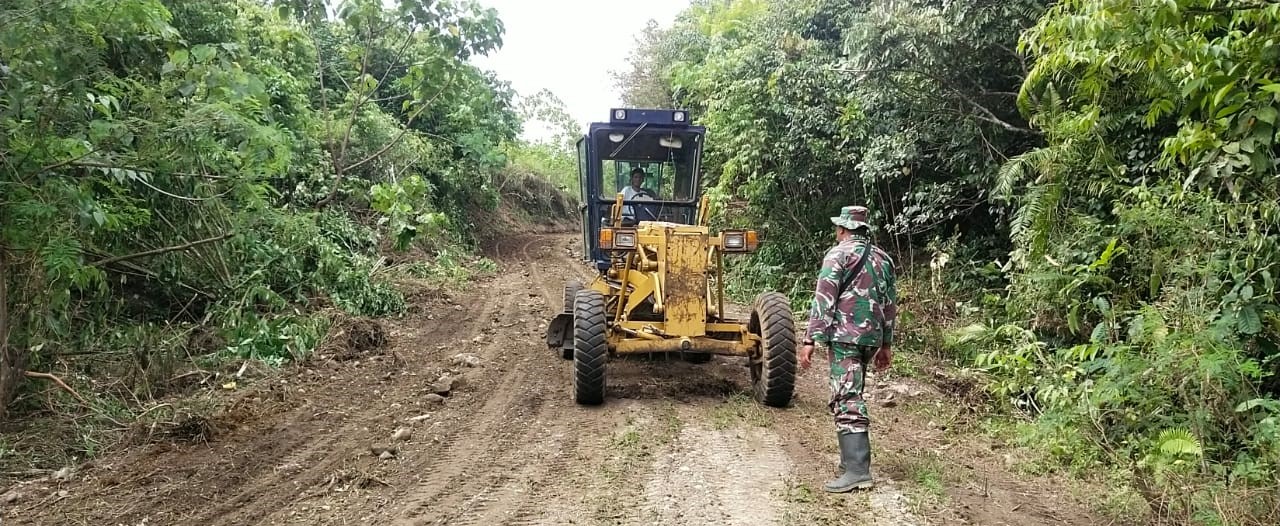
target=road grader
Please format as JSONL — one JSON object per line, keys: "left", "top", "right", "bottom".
{"left": 544, "top": 108, "right": 797, "bottom": 407}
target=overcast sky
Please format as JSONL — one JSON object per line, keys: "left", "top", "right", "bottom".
{"left": 467, "top": 0, "right": 691, "bottom": 142}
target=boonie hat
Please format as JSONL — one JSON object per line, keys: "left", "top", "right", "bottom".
{"left": 831, "top": 205, "right": 870, "bottom": 230}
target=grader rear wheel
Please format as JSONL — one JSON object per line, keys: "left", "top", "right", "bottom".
{"left": 572, "top": 289, "right": 607, "bottom": 405}
{"left": 748, "top": 291, "right": 797, "bottom": 407}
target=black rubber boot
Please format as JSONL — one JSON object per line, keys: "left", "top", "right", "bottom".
{"left": 825, "top": 431, "right": 873, "bottom": 492}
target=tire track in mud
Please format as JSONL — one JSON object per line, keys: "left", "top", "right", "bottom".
{"left": 438, "top": 238, "right": 592, "bottom": 526}
{"left": 386, "top": 236, "right": 574, "bottom": 525}
{"left": 413, "top": 234, "right": 620, "bottom": 526}
{"left": 641, "top": 417, "right": 793, "bottom": 526}
{"left": 503, "top": 236, "right": 643, "bottom": 526}
{"left": 259, "top": 245, "right": 535, "bottom": 525}
{"left": 187, "top": 260, "right": 509, "bottom": 525}
{"left": 389, "top": 294, "right": 533, "bottom": 519}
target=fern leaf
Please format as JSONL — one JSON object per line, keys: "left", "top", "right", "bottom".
{"left": 1156, "top": 429, "right": 1202, "bottom": 458}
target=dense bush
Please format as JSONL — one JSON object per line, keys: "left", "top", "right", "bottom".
{"left": 617, "top": 0, "right": 1280, "bottom": 523}
{"left": 0, "top": 0, "right": 568, "bottom": 421}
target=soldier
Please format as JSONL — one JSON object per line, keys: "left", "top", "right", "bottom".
{"left": 799, "top": 205, "right": 898, "bottom": 493}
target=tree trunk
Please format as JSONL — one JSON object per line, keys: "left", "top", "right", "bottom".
{"left": 0, "top": 246, "right": 26, "bottom": 421}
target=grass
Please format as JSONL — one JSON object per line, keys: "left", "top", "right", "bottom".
{"left": 708, "top": 391, "right": 774, "bottom": 430}
{"left": 1070, "top": 472, "right": 1149, "bottom": 524}
{"left": 611, "top": 427, "right": 643, "bottom": 451}
{"left": 774, "top": 476, "right": 885, "bottom": 526}
{"left": 911, "top": 462, "right": 946, "bottom": 499}
{"left": 659, "top": 403, "right": 682, "bottom": 438}
{"left": 781, "top": 479, "right": 819, "bottom": 504}
{"left": 591, "top": 403, "right": 683, "bottom": 524}
{"left": 886, "top": 349, "right": 924, "bottom": 378}
{"left": 891, "top": 448, "right": 951, "bottom": 514}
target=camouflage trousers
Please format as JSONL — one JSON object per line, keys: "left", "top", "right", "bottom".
{"left": 827, "top": 342, "right": 875, "bottom": 434}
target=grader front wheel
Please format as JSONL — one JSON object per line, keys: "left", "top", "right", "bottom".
{"left": 748, "top": 292, "right": 797, "bottom": 408}
{"left": 573, "top": 289, "right": 607, "bottom": 405}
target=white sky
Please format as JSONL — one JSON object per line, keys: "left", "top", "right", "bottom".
{"left": 467, "top": 0, "right": 691, "bottom": 142}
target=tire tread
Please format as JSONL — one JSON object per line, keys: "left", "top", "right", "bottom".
{"left": 750, "top": 291, "right": 796, "bottom": 407}
{"left": 573, "top": 289, "right": 607, "bottom": 405}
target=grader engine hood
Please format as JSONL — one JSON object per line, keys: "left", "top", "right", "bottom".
{"left": 649, "top": 225, "right": 707, "bottom": 337}
{"left": 595, "top": 219, "right": 759, "bottom": 333}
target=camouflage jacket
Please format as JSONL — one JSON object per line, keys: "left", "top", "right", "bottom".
{"left": 805, "top": 236, "right": 898, "bottom": 348}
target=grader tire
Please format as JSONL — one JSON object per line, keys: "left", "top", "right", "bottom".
{"left": 573, "top": 289, "right": 607, "bottom": 405}
{"left": 749, "top": 291, "right": 797, "bottom": 408}
{"left": 560, "top": 281, "right": 583, "bottom": 360}
{"left": 562, "top": 281, "right": 582, "bottom": 313}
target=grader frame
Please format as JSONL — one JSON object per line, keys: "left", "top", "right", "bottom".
{"left": 544, "top": 108, "right": 797, "bottom": 407}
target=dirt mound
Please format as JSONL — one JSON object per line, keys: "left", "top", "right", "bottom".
{"left": 318, "top": 314, "right": 388, "bottom": 361}
{"left": 186, "top": 325, "right": 226, "bottom": 356}
{"left": 158, "top": 412, "right": 219, "bottom": 443}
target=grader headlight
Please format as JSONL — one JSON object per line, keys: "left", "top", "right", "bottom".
{"left": 614, "top": 229, "right": 637, "bottom": 249}
{"left": 721, "top": 230, "right": 759, "bottom": 252}
{"left": 599, "top": 228, "right": 637, "bottom": 250}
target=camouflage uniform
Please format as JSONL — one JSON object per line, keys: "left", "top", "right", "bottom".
{"left": 805, "top": 206, "right": 897, "bottom": 434}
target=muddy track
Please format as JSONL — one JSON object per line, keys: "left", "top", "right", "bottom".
{"left": 8, "top": 234, "right": 1111, "bottom": 526}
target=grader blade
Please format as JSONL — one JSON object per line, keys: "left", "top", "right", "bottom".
{"left": 545, "top": 312, "right": 573, "bottom": 360}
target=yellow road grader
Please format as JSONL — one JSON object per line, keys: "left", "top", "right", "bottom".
{"left": 544, "top": 108, "right": 797, "bottom": 407}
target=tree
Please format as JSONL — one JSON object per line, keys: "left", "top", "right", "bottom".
{"left": 309, "top": 0, "right": 505, "bottom": 209}
{"left": 0, "top": 0, "right": 531, "bottom": 420}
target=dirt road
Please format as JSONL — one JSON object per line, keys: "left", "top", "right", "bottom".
{"left": 5, "top": 234, "right": 1106, "bottom": 526}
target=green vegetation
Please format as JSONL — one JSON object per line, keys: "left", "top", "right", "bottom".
{"left": 4, "top": 0, "right": 1278, "bottom": 522}
{"left": 902, "top": 449, "right": 948, "bottom": 503}
{"left": 0, "top": 0, "right": 573, "bottom": 448}
{"left": 617, "top": 0, "right": 1280, "bottom": 523}
{"left": 709, "top": 391, "right": 775, "bottom": 429}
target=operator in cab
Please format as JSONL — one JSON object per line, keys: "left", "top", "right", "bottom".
{"left": 620, "top": 167, "right": 655, "bottom": 223}
{"left": 622, "top": 167, "right": 652, "bottom": 200}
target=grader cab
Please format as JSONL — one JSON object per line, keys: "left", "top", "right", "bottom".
{"left": 544, "top": 108, "right": 797, "bottom": 407}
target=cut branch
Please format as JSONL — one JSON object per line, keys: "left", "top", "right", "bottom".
{"left": 89, "top": 232, "right": 234, "bottom": 268}
{"left": 61, "top": 161, "right": 229, "bottom": 180}
{"left": 322, "top": 25, "right": 423, "bottom": 210}
{"left": 0, "top": 245, "right": 21, "bottom": 420}
{"left": 347, "top": 72, "right": 456, "bottom": 173}
{"left": 834, "top": 65, "right": 1040, "bottom": 135}
{"left": 24, "top": 371, "right": 88, "bottom": 404}
{"left": 335, "top": 16, "right": 409, "bottom": 174}
{"left": 38, "top": 148, "right": 100, "bottom": 173}
{"left": 315, "top": 31, "right": 332, "bottom": 165}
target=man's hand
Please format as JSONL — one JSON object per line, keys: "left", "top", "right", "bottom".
{"left": 799, "top": 343, "right": 814, "bottom": 370}
{"left": 873, "top": 344, "right": 892, "bottom": 372}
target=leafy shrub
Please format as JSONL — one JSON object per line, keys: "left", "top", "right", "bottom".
{"left": 623, "top": 0, "right": 1280, "bottom": 523}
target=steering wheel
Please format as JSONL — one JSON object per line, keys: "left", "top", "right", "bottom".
{"left": 631, "top": 194, "right": 660, "bottom": 222}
